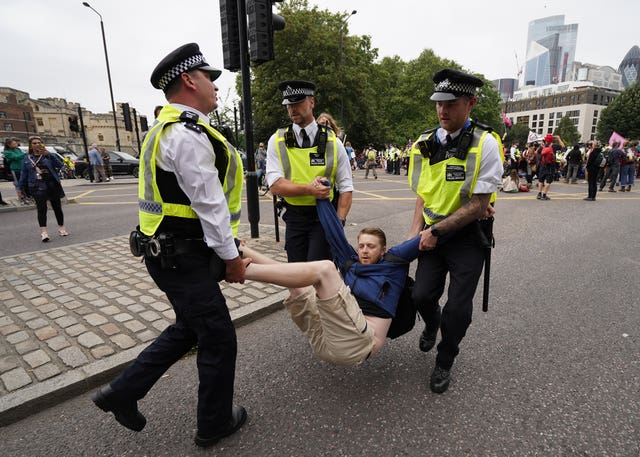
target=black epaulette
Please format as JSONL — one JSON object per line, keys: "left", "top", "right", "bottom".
{"left": 416, "top": 127, "right": 438, "bottom": 158}
{"left": 471, "top": 120, "right": 493, "bottom": 133}
{"left": 180, "top": 111, "right": 203, "bottom": 134}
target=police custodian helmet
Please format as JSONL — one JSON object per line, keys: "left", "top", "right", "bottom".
{"left": 430, "top": 68, "right": 484, "bottom": 101}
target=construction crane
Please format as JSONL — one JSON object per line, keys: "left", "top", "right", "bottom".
{"left": 514, "top": 51, "right": 523, "bottom": 78}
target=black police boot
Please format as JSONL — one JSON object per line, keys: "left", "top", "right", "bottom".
{"left": 194, "top": 405, "right": 248, "bottom": 448}
{"left": 92, "top": 385, "right": 146, "bottom": 432}
{"left": 430, "top": 365, "right": 451, "bottom": 394}
{"left": 418, "top": 307, "right": 441, "bottom": 352}
{"left": 419, "top": 325, "right": 439, "bottom": 352}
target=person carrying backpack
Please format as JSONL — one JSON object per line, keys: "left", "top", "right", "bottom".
{"left": 536, "top": 134, "right": 564, "bottom": 200}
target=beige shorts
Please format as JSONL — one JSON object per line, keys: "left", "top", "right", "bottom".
{"left": 284, "top": 284, "right": 375, "bottom": 367}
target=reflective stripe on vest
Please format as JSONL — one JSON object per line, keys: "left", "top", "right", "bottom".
{"left": 409, "top": 128, "right": 490, "bottom": 226}
{"left": 275, "top": 127, "right": 338, "bottom": 206}
{"left": 138, "top": 105, "right": 243, "bottom": 236}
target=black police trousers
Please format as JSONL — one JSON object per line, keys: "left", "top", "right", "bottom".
{"left": 412, "top": 225, "right": 485, "bottom": 370}
{"left": 110, "top": 252, "right": 237, "bottom": 433}
{"left": 283, "top": 207, "right": 333, "bottom": 263}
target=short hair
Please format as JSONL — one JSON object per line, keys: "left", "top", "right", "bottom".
{"left": 357, "top": 227, "right": 386, "bottom": 248}
{"left": 154, "top": 105, "right": 163, "bottom": 118}
{"left": 4, "top": 137, "right": 16, "bottom": 148}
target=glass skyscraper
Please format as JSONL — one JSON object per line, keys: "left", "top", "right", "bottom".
{"left": 524, "top": 15, "right": 578, "bottom": 87}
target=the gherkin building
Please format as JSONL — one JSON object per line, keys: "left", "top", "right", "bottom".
{"left": 619, "top": 45, "right": 640, "bottom": 88}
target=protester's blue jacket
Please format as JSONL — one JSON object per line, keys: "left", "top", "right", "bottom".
{"left": 316, "top": 198, "right": 420, "bottom": 317}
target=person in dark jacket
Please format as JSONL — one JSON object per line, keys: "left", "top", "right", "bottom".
{"left": 564, "top": 144, "right": 583, "bottom": 183}
{"left": 242, "top": 190, "right": 421, "bottom": 366}
{"left": 17, "top": 136, "right": 69, "bottom": 241}
{"left": 584, "top": 142, "right": 603, "bottom": 201}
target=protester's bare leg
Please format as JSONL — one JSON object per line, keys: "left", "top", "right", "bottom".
{"left": 242, "top": 245, "right": 342, "bottom": 299}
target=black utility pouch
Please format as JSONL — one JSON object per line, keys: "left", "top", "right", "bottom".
{"left": 129, "top": 229, "right": 147, "bottom": 257}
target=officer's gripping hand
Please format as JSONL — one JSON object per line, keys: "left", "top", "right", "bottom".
{"left": 309, "top": 177, "right": 331, "bottom": 200}
{"left": 418, "top": 229, "right": 438, "bottom": 251}
{"left": 224, "top": 256, "right": 246, "bottom": 284}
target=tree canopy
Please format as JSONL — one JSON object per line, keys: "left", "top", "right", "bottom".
{"left": 235, "top": 0, "right": 503, "bottom": 152}
{"left": 597, "top": 81, "right": 640, "bottom": 142}
{"left": 554, "top": 115, "right": 580, "bottom": 146}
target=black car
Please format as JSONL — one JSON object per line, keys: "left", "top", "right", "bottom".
{"left": 77, "top": 151, "right": 140, "bottom": 180}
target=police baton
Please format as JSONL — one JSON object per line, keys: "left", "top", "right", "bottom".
{"left": 477, "top": 217, "right": 494, "bottom": 312}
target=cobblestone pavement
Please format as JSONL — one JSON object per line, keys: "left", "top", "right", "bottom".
{"left": 0, "top": 224, "right": 288, "bottom": 425}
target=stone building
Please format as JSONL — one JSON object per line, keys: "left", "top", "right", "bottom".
{"left": 503, "top": 81, "right": 620, "bottom": 142}
{"left": 0, "top": 87, "right": 147, "bottom": 156}
{"left": 0, "top": 88, "right": 37, "bottom": 141}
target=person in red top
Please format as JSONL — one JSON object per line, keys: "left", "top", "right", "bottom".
{"left": 536, "top": 134, "right": 564, "bottom": 200}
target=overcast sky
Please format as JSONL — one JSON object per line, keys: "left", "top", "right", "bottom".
{"left": 2, "top": 0, "right": 638, "bottom": 120}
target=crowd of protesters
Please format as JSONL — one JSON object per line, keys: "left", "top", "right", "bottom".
{"left": 499, "top": 134, "right": 640, "bottom": 201}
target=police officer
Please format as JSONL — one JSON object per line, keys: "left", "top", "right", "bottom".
{"left": 91, "top": 43, "right": 248, "bottom": 447}
{"left": 407, "top": 69, "right": 503, "bottom": 394}
{"left": 266, "top": 80, "right": 354, "bottom": 262}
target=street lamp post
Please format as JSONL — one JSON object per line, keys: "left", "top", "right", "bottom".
{"left": 339, "top": 10, "right": 357, "bottom": 128}
{"left": 82, "top": 2, "right": 121, "bottom": 151}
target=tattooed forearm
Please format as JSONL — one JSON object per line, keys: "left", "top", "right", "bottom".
{"left": 436, "top": 194, "right": 491, "bottom": 234}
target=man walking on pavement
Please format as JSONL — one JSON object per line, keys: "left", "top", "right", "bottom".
{"left": 266, "top": 80, "right": 353, "bottom": 262}
{"left": 407, "top": 69, "right": 503, "bottom": 394}
{"left": 88, "top": 143, "right": 106, "bottom": 183}
{"left": 91, "top": 43, "right": 248, "bottom": 448}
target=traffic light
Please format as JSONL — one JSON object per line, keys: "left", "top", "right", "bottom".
{"left": 122, "top": 103, "right": 132, "bottom": 132}
{"left": 220, "top": 0, "right": 241, "bottom": 72}
{"left": 140, "top": 116, "right": 149, "bottom": 132}
{"left": 247, "top": 0, "right": 285, "bottom": 65}
{"left": 68, "top": 115, "right": 79, "bottom": 132}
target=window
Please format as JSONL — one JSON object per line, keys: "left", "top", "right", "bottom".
{"left": 533, "top": 114, "right": 538, "bottom": 121}
{"left": 557, "top": 112, "right": 562, "bottom": 119}
{"left": 532, "top": 121, "right": 537, "bottom": 128}
{"left": 549, "top": 112, "right": 555, "bottom": 119}
{"left": 594, "top": 110, "right": 598, "bottom": 117}
{"left": 593, "top": 94, "right": 598, "bottom": 103}
{"left": 539, "top": 113, "right": 544, "bottom": 120}
{"left": 23, "top": 112, "right": 31, "bottom": 121}
{"left": 0, "top": 112, "right": 6, "bottom": 118}
{"left": 98, "top": 134, "right": 104, "bottom": 141}
{"left": 4, "top": 123, "right": 13, "bottom": 131}
{"left": 37, "top": 118, "right": 44, "bottom": 126}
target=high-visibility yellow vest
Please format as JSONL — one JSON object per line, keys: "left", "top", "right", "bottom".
{"left": 274, "top": 125, "right": 338, "bottom": 206}
{"left": 138, "top": 105, "right": 244, "bottom": 237}
{"left": 408, "top": 126, "right": 502, "bottom": 226}
{"left": 367, "top": 149, "right": 376, "bottom": 161}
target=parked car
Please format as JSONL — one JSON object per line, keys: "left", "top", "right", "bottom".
{"left": 76, "top": 150, "right": 140, "bottom": 180}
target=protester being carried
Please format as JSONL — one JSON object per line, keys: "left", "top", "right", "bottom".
{"left": 243, "top": 182, "right": 421, "bottom": 366}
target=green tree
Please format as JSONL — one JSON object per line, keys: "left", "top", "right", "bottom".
{"left": 247, "top": 0, "right": 380, "bottom": 148}
{"left": 245, "top": 0, "right": 504, "bottom": 152}
{"left": 503, "top": 123, "right": 530, "bottom": 148}
{"left": 554, "top": 115, "right": 580, "bottom": 145}
{"left": 596, "top": 81, "right": 640, "bottom": 142}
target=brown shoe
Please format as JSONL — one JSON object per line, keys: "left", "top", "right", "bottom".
{"left": 608, "top": 188, "right": 617, "bottom": 192}
{"left": 620, "top": 187, "right": 626, "bottom": 192}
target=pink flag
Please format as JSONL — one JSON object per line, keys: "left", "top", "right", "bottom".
{"left": 608, "top": 131, "right": 626, "bottom": 147}
{"left": 501, "top": 111, "right": 512, "bottom": 127}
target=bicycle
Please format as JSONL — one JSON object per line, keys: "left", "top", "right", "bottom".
{"left": 257, "top": 167, "right": 269, "bottom": 196}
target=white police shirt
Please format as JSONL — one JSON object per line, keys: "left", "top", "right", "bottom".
{"left": 156, "top": 103, "right": 239, "bottom": 260}
{"left": 265, "top": 120, "right": 354, "bottom": 191}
